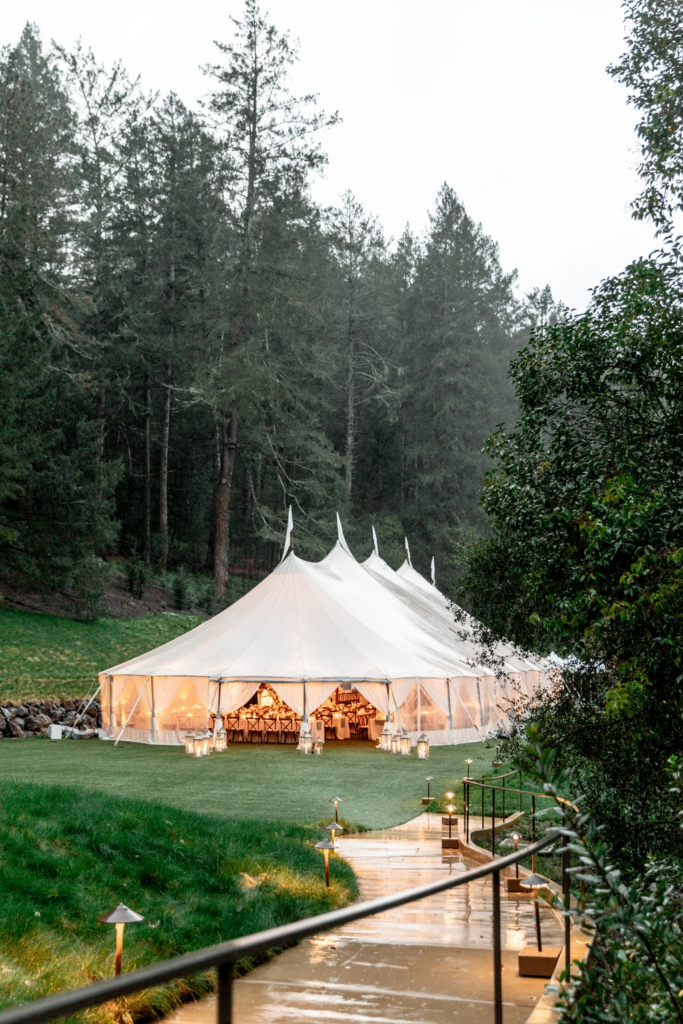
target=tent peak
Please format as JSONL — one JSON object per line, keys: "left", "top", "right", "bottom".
{"left": 336, "top": 512, "right": 354, "bottom": 557}
{"left": 404, "top": 536, "right": 413, "bottom": 568}
{"left": 280, "top": 506, "right": 294, "bottom": 562}
{"left": 372, "top": 525, "right": 379, "bottom": 557}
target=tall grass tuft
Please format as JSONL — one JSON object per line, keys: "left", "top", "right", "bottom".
{"left": 0, "top": 782, "right": 358, "bottom": 1022}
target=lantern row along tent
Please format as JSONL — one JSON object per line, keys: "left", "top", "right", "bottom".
{"left": 99, "top": 515, "right": 553, "bottom": 746}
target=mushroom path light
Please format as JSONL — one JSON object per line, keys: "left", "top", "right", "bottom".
{"left": 330, "top": 796, "right": 343, "bottom": 822}
{"left": 325, "top": 822, "right": 344, "bottom": 848}
{"left": 97, "top": 904, "right": 144, "bottom": 976}
{"left": 314, "top": 839, "right": 335, "bottom": 887}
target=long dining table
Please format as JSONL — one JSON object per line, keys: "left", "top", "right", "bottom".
{"left": 221, "top": 714, "right": 300, "bottom": 743}
{"left": 220, "top": 706, "right": 377, "bottom": 743}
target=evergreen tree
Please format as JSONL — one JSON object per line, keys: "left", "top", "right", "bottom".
{"left": 0, "top": 26, "right": 119, "bottom": 602}
{"left": 324, "top": 192, "right": 396, "bottom": 512}
{"left": 202, "top": 0, "right": 339, "bottom": 593}
{"left": 0, "top": 9, "right": 555, "bottom": 606}
{"left": 389, "top": 185, "right": 520, "bottom": 577}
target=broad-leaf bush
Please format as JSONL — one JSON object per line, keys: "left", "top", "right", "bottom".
{"left": 524, "top": 727, "right": 683, "bottom": 1024}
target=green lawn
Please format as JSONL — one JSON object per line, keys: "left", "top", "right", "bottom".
{"left": 0, "top": 781, "right": 356, "bottom": 1020}
{"left": 0, "top": 608, "right": 202, "bottom": 703}
{"left": 0, "top": 737, "right": 503, "bottom": 828}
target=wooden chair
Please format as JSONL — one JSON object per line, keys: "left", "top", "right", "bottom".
{"left": 264, "top": 718, "right": 279, "bottom": 743}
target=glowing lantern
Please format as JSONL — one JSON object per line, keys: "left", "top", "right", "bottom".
{"left": 299, "top": 724, "right": 313, "bottom": 754}
{"left": 184, "top": 733, "right": 195, "bottom": 756}
{"left": 417, "top": 733, "right": 430, "bottom": 759}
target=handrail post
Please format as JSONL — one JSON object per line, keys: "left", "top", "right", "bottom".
{"left": 491, "top": 786, "right": 496, "bottom": 856}
{"left": 502, "top": 776, "right": 506, "bottom": 821}
{"left": 562, "top": 831, "right": 570, "bottom": 977}
{"left": 217, "top": 962, "right": 232, "bottom": 1024}
{"left": 466, "top": 781, "right": 470, "bottom": 844}
{"left": 464, "top": 782, "right": 471, "bottom": 839}
{"left": 531, "top": 795, "right": 537, "bottom": 873}
{"left": 519, "top": 770, "right": 522, "bottom": 812}
{"left": 493, "top": 869, "right": 503, "bottom": 1024}
{"left": 482, "top": 782, "right": 485, "bottom": 828}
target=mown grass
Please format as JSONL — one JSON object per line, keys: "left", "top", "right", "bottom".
{"left": 0, "top": 609, "right": 202, "bottom": 703}
{"left": 0, "top": 782, "right": 357, "bottom": 1021}
{"left": 0, "top": 738, "right": 498, "bottom": 829}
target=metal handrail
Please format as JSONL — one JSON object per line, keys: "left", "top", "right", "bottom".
{"left": 466, "top": 779, "right": 552, "bottom": 799}
{"left": 462, "top": 776, "right": 555, "bottom": 858}
{"left": 481, "top": 768, "right": 520, "bottom": 784}
{"left": 0, "top": 832, "right": 562, "bottom": 1024}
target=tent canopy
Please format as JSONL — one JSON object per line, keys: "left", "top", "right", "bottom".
{"left": 104, "top": 549, "right": 479, "bottom": 683}
{"left": 99, "top": 519, "right": 552, "bottom": 745}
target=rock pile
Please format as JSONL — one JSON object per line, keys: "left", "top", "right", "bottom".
{"left": 0, "top": 700, "right": 102, "bottom": 738}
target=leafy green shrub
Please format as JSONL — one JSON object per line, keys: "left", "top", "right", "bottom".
{"left": 522, "top": 726, "right": 683, "bottom": 1024}
{"left": 173, "top": 566, "right": 191, "bottom": 610}
{"left": 72, "top": 557, "right": 115, "bottom": 622}
{"left": 125, "top": 558, "right": 152, "bottom": 600}
{"left": 501, "top": 663, "right": 683, "bottom": 871}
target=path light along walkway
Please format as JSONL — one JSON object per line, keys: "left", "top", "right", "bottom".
{"left": 167, "top": 813, "right": 564, "bottom": 1024}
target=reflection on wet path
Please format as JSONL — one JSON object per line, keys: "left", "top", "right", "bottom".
{"left": 168, "top": 813, "right": 563, "bottom": 1024}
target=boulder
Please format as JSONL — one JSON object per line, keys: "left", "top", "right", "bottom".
{"left": 23, "top": 716, "right": 40, "bottom": 732}
{"left": 8, "top": 720, "right": 24, "bottom": 738}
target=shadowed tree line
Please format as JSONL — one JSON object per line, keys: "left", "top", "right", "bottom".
{"left": 0, "top": 2, "right": 561, "bottom": 611}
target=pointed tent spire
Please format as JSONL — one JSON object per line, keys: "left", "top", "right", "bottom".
{"left": 430, "top": 557, "right": 436, "bottom": 586}
{"left": 281, "top": 506, "right": 294, "bottom": 561}
{"left": 404, "top": 536, "right": 412, "bottom": 567}
{"left": 372, "top": 525, "right": 379, "bottom": 557}
{"left": 336, "top": 512, "right": 353, "bottom": 556}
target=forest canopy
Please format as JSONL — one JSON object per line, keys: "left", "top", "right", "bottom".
{"left": 0, "top": 3, "right": 560, "bottom": 608}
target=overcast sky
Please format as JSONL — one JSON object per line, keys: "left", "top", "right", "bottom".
{"left": 5, "top": 0, "right": 659, "bottom": 311}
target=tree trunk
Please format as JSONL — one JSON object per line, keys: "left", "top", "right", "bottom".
{"left": 344, "top": 329, "right": 356, "bottom": 511}
{"left": 399, "top": 431, "right": 405, "bottom": 516}
{"left": 159, "top": 366, "right": 172, "bottom": 569}
{"left": 214, "top": 410, "right": 238, "bottom": 597}
{"left": 143, "top": 373, "right": 151, "bottom": 564}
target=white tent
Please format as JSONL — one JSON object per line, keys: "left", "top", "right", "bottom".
{"left": 387, "top": 555, "right": 546, "bottom": 694}
{"left": 99, "top": 522, "right": 551, "bottom": 746}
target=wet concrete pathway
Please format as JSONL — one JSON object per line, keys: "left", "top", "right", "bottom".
{"left": 168, "top": 813, "right": 564, "bottom": 1024}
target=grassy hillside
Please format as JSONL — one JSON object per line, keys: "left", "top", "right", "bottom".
{"left": 0, "top": 781, "right": 356, "bottom": 1020}
{"left": 0, "top": 608, "right": 202, "bottom": 703}
{"left": 0, "top": 738, "right": 497, "bottom": 827}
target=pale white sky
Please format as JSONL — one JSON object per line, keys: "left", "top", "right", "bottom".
{"left": 5, "top": 0, "right": 659, "bottom": 311}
